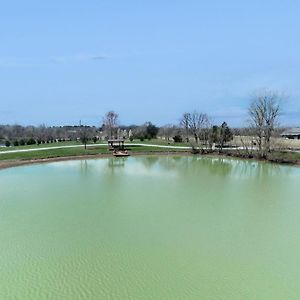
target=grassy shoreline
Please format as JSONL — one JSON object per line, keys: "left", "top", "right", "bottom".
{"left": 0, "top": 143, "right": 300, "bottom": 170}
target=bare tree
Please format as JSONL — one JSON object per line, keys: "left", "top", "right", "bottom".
{"left": 236, "top": 127, "right": 255, "bottom": 157}
{"left": 249, "top": 89, "right": 283, "bottom": 157}
{"left": 159, "top": 124, "right": 176, "bottom": 141}
{"left": 189, "top": 112, "right": 201, "bottom": 143}
{"left": 103, "top": 111, "right": 119, "bottom": 139}
{"left": 180, "top": 113, "right": 191, "bottom": 142}
{"left": 181, "top": 112, "right": 210, "bottom": 144}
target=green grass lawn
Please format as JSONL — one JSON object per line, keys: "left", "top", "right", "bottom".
{"left": 0, "top": 144, "right": 188, "bottom": 161}
{"left": 268, "top": 151, "right": 300, "bottom": 162}
{"left": 0, "top": 139, "right": 189, "bottom": 152}
{"left": 0, "top": 141, "right": 82, "bottom": 152}
{"left": 2, "top": 139, "right": 298, "bottom": 164}
{"left": 222, "top": 149, "right": 300, "bottom": 164}
{"left": 0, "top": 147, "right": 107, "bottom": 161}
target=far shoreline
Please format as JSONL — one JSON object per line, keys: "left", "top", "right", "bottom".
{"left": 1, "top": 150, "right": 300, "bottom": 171}
{"left": 0, "top": 151, "right": 193, "bottom": 170}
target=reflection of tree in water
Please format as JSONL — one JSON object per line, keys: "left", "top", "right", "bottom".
{"left": 136, "top": 155, "right": 183, "bottom": 175}
{"left": 105, "top": 157, "right": 129, "bottom": 183}
{"left": 139, "top": 156, "right": 229, "bottom": 178}
{"left": 138, "top": 156, "right": 160, "bottom": 169}
{"left": 91, "top": 158, "right": 128, "bottom": 204}
{"left": 79, "top": 160, "right": 89, "bottom": 176}
{"left": 106, "top": 157, "right": 128, "bottom": 181}
{"left": 108, "top": 157, "right": 126, "bottom": 169}
{"left": 198, "top": 158, "right": 233, "bottom": 177}
{"left": 228, "top": 159, "right": 292, "bottom": 180}
{"left": 137, "top": 155, "right": 234, "bottom": 178}
{"left": 159, "top": 156, "right": 233, "bottom": 177}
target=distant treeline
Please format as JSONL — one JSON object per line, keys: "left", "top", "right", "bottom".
{"left": 0, "top": 121, "right": 234, "bottom": 148}
{"left": 0, "top": 89, "right": 289, "bottom": 159}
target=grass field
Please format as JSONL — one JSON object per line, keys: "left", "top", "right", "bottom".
{"left": 0, "top": 141, "right": 82, "bottom": 152}
{"left": 0, "top": 139, "right": 190, "bottom": 152}
{"left": 0, "top": 144, "right": 188, "bottom": 161}
{"left": 0, "top": 138, "right": 299, "bottom": 166}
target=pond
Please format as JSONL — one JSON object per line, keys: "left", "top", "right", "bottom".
{"left": 1, "top": 156, "right": 300, "bottom": 299}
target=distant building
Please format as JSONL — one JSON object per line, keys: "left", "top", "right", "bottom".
{"left": 280, "top": 128, "right": 300, "bottom": 139}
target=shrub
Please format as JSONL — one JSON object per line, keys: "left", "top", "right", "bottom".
{"left": 129, "top": 136, "right": 134, "bottom": 142}
{"left": 173, "top": 135, "right": 183, "bottom": 143}
{"left": 5, "top": 140, "right": 11, "bottom": 147}
{"left": 19, "top": 139, "right": 26, "bottom": 146}
{"left": 13, "top": 140, "right": 19, "bottom": 146}
{"left": 27, "top": 138, "right": 36, "bottom": 145}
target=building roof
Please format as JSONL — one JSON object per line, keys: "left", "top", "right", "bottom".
{"left": 281, "top": 127, "right": 300, "bottom": 136}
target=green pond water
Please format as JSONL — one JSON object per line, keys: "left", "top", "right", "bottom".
{"left": 1, "top": 156, "right": 300, "bottom": 300}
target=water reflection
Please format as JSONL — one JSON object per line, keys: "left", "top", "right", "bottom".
{"left": 71, "top": 156, "right": 295, "bottom": 184}
{"left": 102, "top": 155, "right": 293, "bottom": 180}
{"left": 1, "top": 157, "right": 300, "bottom": 299}
{"left": 108, "top": 157, "right": 126, "bottom": 168}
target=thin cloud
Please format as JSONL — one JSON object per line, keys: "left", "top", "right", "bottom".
{"left": 211, "top": 107, "right": 247, "bottom": 119}
{"left": 91, "top": 55, "right": 106, "bottom": 60}
{"left": 0, "top": 58, "right": 47, "bottom": 68}
{"left": 0, "top": 54, "right": 107, "bottom": 68}
{"left": 49, "top": 54, "right": 107, "bottom": 64}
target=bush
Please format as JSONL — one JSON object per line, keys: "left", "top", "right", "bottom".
{"left": 140, "top": 137, "right": 144, "bottom": 142}
{"left": 19, "top": 139, "right": 26, "bottom": 146}
{"left": 129, "top": 136, "right": 134, "bottom": 142}
{"left": 173, "top": 135, "right": 183, "bottom": 143}
{"left": 13, "top": 140, "right": 19, "bottom": 146}
{"left": 27, "top": 138, "right": 36, "bottom": 145}
{"left": 93, "top": 137, "right": 97, "bottom": 143}
{"left": 5, "top": 140, "right": 11, "bottom": 147}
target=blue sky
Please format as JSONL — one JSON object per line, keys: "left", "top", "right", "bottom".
{"left": 0, "top": 0, "right": 299, "bottom": 127}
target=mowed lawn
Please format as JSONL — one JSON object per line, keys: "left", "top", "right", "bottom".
{"left": 0, "top": 144, "right": 189, "bottom": 161}
{"left": 0, "top": 141, "right": 83, "bottom": 152}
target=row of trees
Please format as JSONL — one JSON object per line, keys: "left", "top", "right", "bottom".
{"left": 1, "top": 89, "right": 285, "bottom": 158}
{"left": 0, "top": 125, "right": 99, "bottom": 147}
{"left": 177, "top": 89, "right": 283, "bottom": 157}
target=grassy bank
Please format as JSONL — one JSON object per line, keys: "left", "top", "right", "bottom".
{"left": 0, "top": 144, "right": 188, "bottom": 161}
{"left": 218, "top": 149, "right": 300, "bottom": 165}
{"left": 0, "top": 141, "right": 299, "bottom": 170}
{"left": 0, "top": 140, "right": 82, "bottom": 152}
{"left": 0, "top": 139, "right": 188, "bottom": 152}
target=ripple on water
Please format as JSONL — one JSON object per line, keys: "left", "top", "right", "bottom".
{"left": 1, "top": 157, "right": 300, "bottom": 299}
